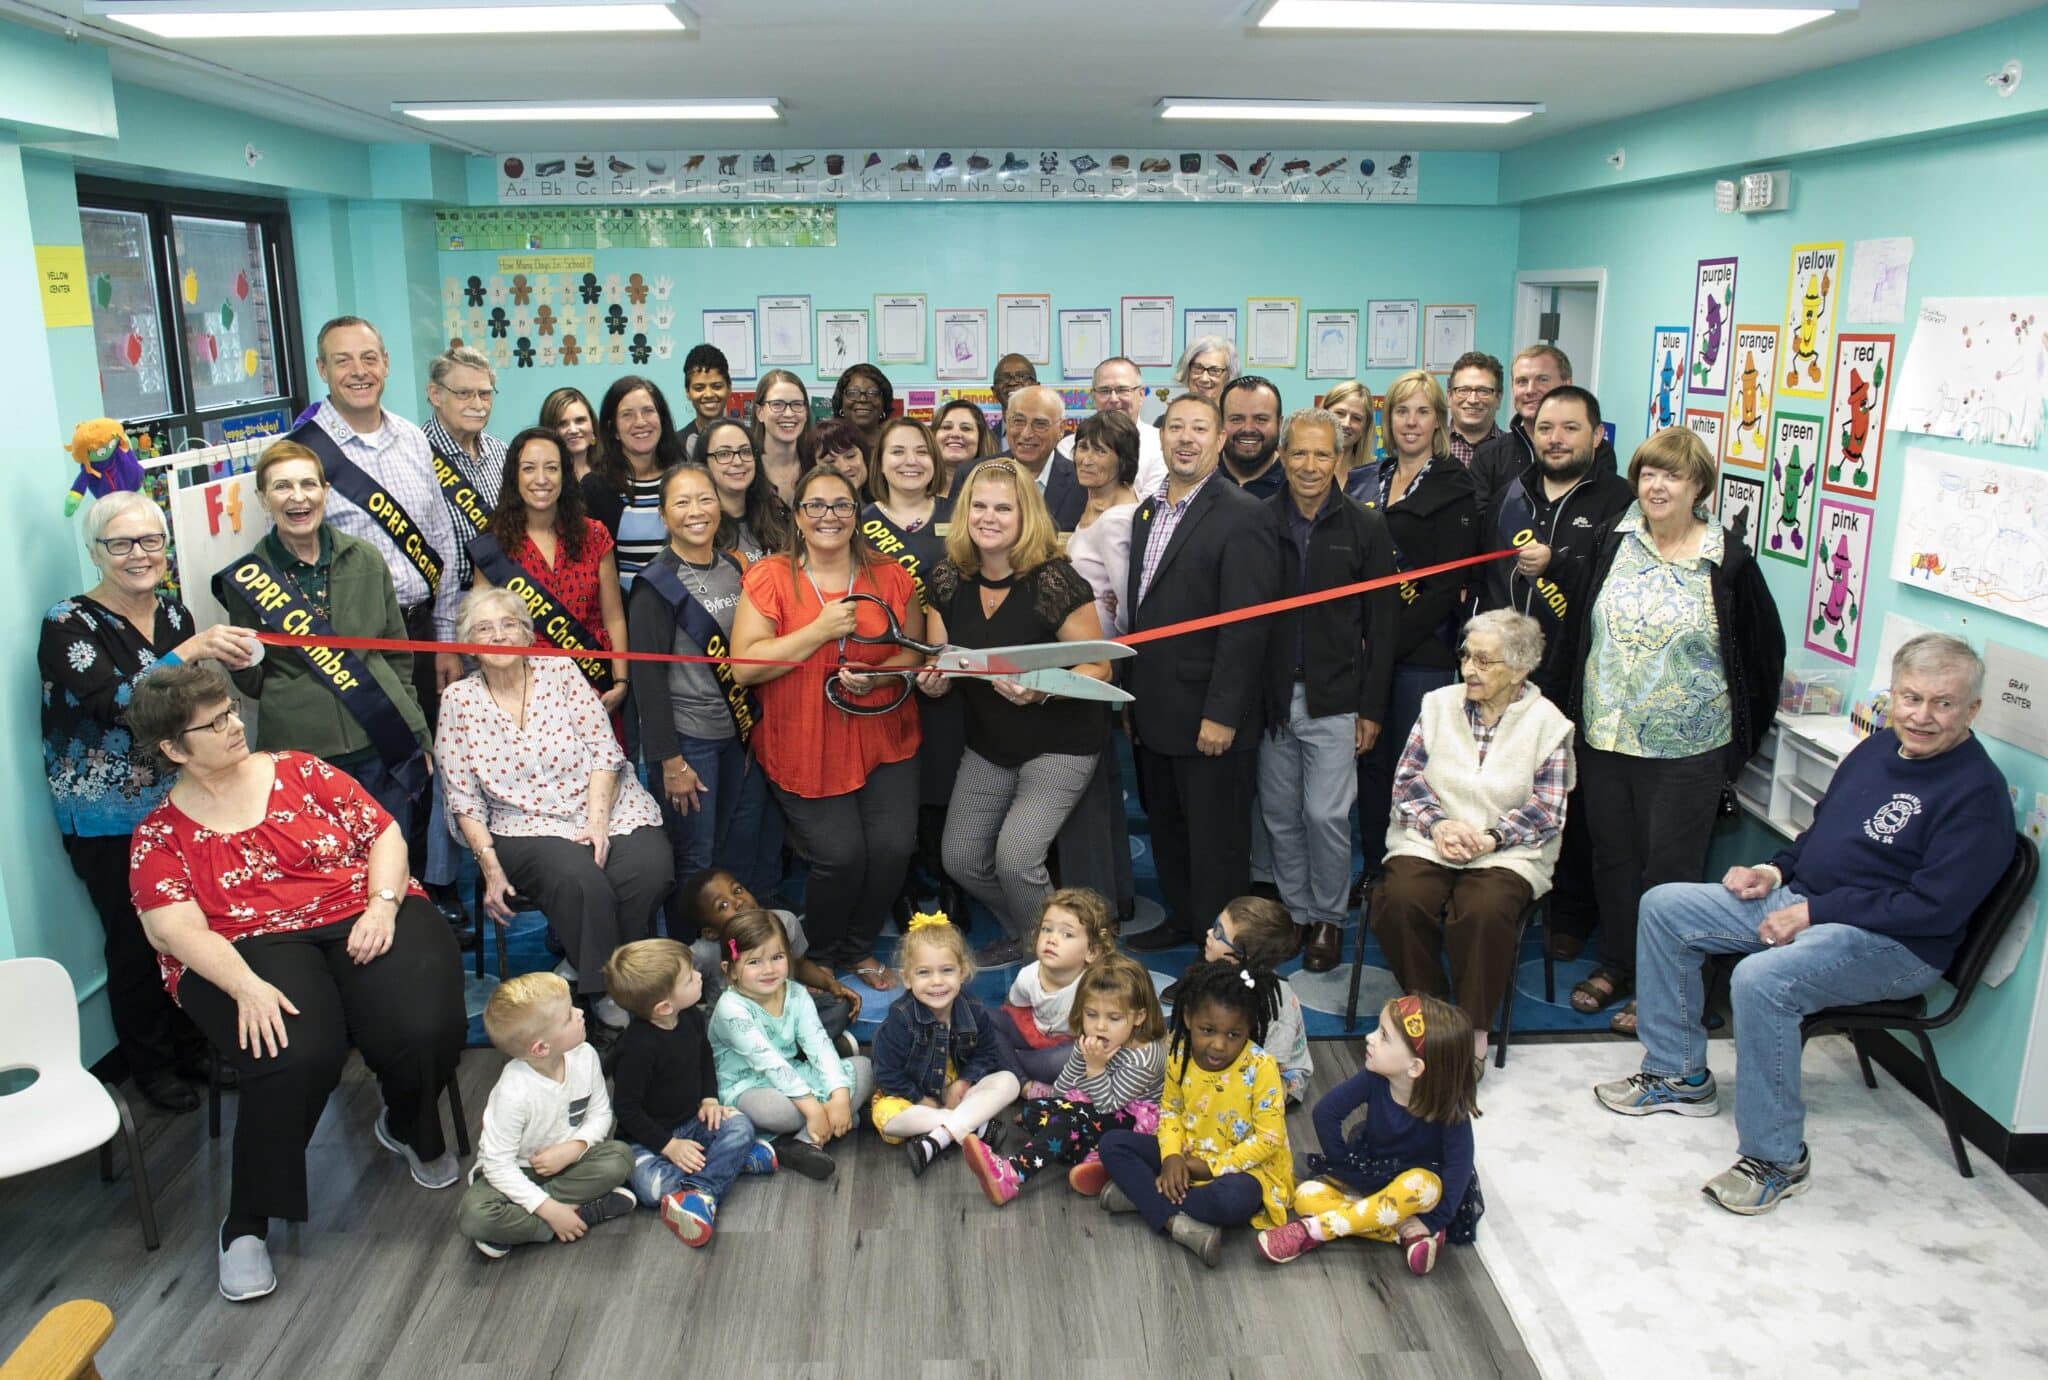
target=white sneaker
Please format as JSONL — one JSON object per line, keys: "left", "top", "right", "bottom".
{"left": 218, "top": 1222, "right": 277, "bottom": 1302}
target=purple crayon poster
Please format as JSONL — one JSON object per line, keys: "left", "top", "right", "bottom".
{"left": 1690, "top": 256, "right": 1737, "bottom": 396}
{"left": 1805, "top": 498, "right": 1873, "bottom": 665}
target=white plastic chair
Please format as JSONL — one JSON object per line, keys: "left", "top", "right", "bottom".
{"left": 0, "top": 957, "right": 159, "bottom": 1249}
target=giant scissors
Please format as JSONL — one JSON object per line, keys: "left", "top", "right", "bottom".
{"left": 826, "top": 592, "right": 1134, "bottom": 716}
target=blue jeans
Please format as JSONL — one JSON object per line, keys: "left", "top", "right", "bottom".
{"left": 1259, "top": 685, "right": 1361, "bottom": 929}
{"left": 660, "top": 734, "right": 785, "bottom": 927}
{"left": 1098, "top": 1130, "right": 1267, "bottom": 1234}
{"left": 626, "top": 1110, "right": 760, "bottom": 1206}
{"left": 1635, "top": 882, "right": 1941, "bottom": 1164}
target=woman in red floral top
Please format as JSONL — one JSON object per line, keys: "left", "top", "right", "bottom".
{"left": 126, "top": 664, "right": 464, "bottom": 1304}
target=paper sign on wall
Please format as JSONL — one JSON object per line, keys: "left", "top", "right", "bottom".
{"left": 1762, "top": 411, "right": 1822, "bottom": 564}
{"left": 1684, "top": 409, "right": 1723, "bottom": 481}
{"left": 1979, "top": 641, "right": 2048, "bottom": 758}
{"left": 1719, "top": 472, "right": 1764, "bottom": 552}
{"left": 1646, "top": 324, "right": 1691, "bottom": 432}
{"left": 1780, "top": 241, "right": 1843, "bottom": 401}
{"left": 1690, "top": 257, "right": 1737, "bottom": 396}
{"left": 35, "top": 245, "right": 92, "bottom": 328}
{"left": 1721, "top": 325, "right": 1780, "bottom": 469}
{"left": 1805, "top": 499, "right": 1873, "bottom": 665}
{"left": 1821, "top": 333, "right": 1894, "bottom": 498}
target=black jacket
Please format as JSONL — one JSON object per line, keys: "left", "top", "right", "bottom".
{"left": 1375, "top": 459, "right": 1479, "bottom": 670}
{"left": 1263, "top": 488, "right": 1398, "bottom": 725}
{"left": 949, "top": 451, "right": 1086, "bottom": 531}
{"left": 1126, "top": 474, "right": 1281, "bottom": 755}
{"left": 1474, "top": 466, "right": 1635, "bottom": 701}
{"left": 1567, "top": 521, "right": 1786, "bottom": 783}
{"left": 1471, "top": 413, "right": 1619, "bottom": 516}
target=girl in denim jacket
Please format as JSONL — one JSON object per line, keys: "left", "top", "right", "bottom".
{"left": 870, "top": 912, "right": 1022, "bottom": 1175}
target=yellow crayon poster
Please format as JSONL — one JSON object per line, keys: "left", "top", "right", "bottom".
{"left": 36, "top": 245, "right": 92, "bottom": 328}
{"left": 1780, "top": 240, "right": 1842, "bottom": 401}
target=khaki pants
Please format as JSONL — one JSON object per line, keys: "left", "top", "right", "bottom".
{"left": 455, "top": 1140, "right": 635, "bottom": 1245}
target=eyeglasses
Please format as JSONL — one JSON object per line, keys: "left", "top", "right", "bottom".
{"left": 177, "top": 707, "right": 240, "bottom": 739}
{"left": 1207, "top": 921, "right": 1240, "bottom": 956}
{"left": 1449, "top": 385, "right": 1498, "bottom": 399}
{"left": 1458, "top": 648, "right": 1508, "bottom": 669}
{"left": 95, "top": 533, "right": 169, "bottom": 556}
{"left": 1011, "top": 417, "right": 1060, "bottom": 434}
{"left": 706, "top": 446, "right": 756, "bottom": 465}
{"left": 760, "top": 399, "right": 808, "bottom": 415}
{"left": 471, "top": 619, "right": 529, "bottom": 639}
{"left": 439, "top": 386, "right": 495, "bottom": 403}
{"left": 1187, "top": 363, "right": 1228, "bottom": 378}
{"left": 798, "top": 498, "right": 858, "bottom": 518}
{"left": 1095, "top": 384, "right": 1142, "bottom": 399}
{"left": 264, "top": 478, "right": 325, "bottom": 497}
{"left": 840, "top": 387, "right": 882, "bottom": 403}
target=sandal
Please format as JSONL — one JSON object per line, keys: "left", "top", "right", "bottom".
{"left": 850, "top": 959, "right": 898, "bottom": 991}
{"left": 1570, "top": 966, "right": 1631, "bottom": 1014}
{"left": 1609, "top": 1001, "right": 1638, "bottom": 1036}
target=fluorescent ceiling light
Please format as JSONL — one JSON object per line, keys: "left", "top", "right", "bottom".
{"left": 1159, "top": 98, "right": 1541, "bottom": 125}
{"left": 1257, "top": 1, "right": 1850, "bottom": 36}
{"left": 86, "top": 1, "right": 690, "bottom": 39}
{"left": 397, "top": 99, "right": 780, "bottom": 123}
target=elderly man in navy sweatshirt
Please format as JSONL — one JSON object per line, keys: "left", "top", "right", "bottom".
{"left": 1594, "top": 632, "right": 2012, "bottom": 1215}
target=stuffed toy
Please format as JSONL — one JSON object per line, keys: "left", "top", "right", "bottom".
{"left": 65, "top": 418, "right": 145, "bottom": 516}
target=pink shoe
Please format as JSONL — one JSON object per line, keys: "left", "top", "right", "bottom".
{"left": 1021, "top": 1081, "right": 1057, "bottom": 1101}
{"left": 963, "top": 1134, "right": 1020, "bottom": 1206}
{"left": 1067, "top": 1159, "right": 1110, "bottom": 1196}
{"left": 1404, "top": 1230, "right": 1444, "bottom": 1276}
{"left": 1255, "top": 1220, "right": 1319, "bottom": 1264}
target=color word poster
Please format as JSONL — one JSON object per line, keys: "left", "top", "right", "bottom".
{"left": 1821, "top": 333, "right": 1895, "bottom": 499}
{"left": 1763, "top": 412, "right": 1823, "bottom": 564}
{"left": 1780, "top": 241, "right": 1843, "bottom": 402}
{"left": 1646, "top": 324, "right": 1691, "bottom": 433}
{"left": 1690, "top": 257, "right": 1738, "bottom": 396}
{"left": 1805, "top": 499, "right": 1874, "bottom": 666}
{"left": 1721, "top": 325, "right": 1780, "bottom": 469}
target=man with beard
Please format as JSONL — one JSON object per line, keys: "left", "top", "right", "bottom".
{"left": 1217, "top": 375, "right": 1286, "bottom": 501}
{"left": 1474, "top": 384, "right": 1631, "bottom": 961}
{"left": 949, "top": 384, "right": 1085, "bottom": 529}
{"left": 1470, "top": 344, "right": 1617, "bottom": 511}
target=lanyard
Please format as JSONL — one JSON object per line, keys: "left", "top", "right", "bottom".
{"left": 801, "top": 561, "right": 860, "bottom": 663}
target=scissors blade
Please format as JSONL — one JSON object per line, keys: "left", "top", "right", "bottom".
{"left": 937, "top": 640, "right": 1135, "bottom": 675}
{"left": 1009, "top": 668, "right": 1134, "bottom": 703}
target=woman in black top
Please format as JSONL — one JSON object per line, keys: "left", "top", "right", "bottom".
{"left": 1356, "top": 371, "right": 1480, "bottom": 883}
{"left": 916, "top": 461, "right": 1112, "bottom": 967}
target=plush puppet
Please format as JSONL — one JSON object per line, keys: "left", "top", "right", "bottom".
{"left": 65, "top": 418, "right": 145, "bottom": 516}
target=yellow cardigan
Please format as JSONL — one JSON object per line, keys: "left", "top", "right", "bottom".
{"left": 1158, "top": 1042, "right": 1295, "bottom": 1228}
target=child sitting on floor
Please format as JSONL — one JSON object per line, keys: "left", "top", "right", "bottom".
{"left": 1255, "top": 993, "right": 1483, "bottom": 1277}
{"left": 965, "top": 952, "right": 1166, "bottom": 1205}
{"left": 707, "top": 909, "right": 874, "bottom": 1183}
{"left": 870, "top": 911, "right": 1022, "bottom": 1175}
{"left": 1095, "top": 960, "right": 1295, "bottom": 1269}
{"left": 676, "top": 866, "right": 862, "bottom": 1042}
{"left": 457, "top": 971, "right": 638, "bottom": 1259}
{"left": 1203, "top": 895, "right": 1314, "bottom": 1104}
{"left": 601, "top": 939, "right": 778, "bottom": 1249}
{"left": 997, "top": 887, "right": 1116, "bottom": 1087}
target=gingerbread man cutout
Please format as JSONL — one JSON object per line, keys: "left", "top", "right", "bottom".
{"left": 626, "top": 273, "right": 649, "bottom": 305}
{"left": 510, "top": 274, "right": 532, "bottom": 306}
{"left": 560, "top": 334, "right": 581, "bottom": 365}
{"left": 536, "top": 304, "right": 556, "bottom": 336}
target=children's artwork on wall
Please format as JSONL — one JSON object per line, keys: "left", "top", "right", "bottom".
{"left": 1821, "top": 333, "right": 1894, "bottom": 499}
{"left": 935, "top": 308, "right": 989, "bottom": 381}
{"left": 1247, "top": 297, "right": 1302, "bottom": 368}
{"left": 1646, "top": 324, "right": 1691, "bottom": 433}
{"left": 817, "top": 310, "right": 869, "bottom": 378}
{"left": 1891, "top": 446, "right": 2048, "bottom": 630}
{"left": 996, "top": 294, "right": 1052, "bottom": 365}
{"left": 1779, "top": 241, "right": 1842, "bottom": 402}
{"left": 1366, "top": 300, "right": 1419, "bottom": 368}
{"left": 1719, "top": 472, "right": 1764, "bottom": 554}
{"left": 1892, "top": 296, "right": 2048, "bottom": 450}
{"left": 1183, "top": 307, "right": 1238, "bottom": 351}
{"left": 1306, "top": 309, "right": 1359, "bottom": 379}
{"left": 1846, "top": 237, "right": 1913, "bottom": 324}
{"left": 757, "top": 295, "right": 813, "bottom": 367}
{"left": 1805, "top": 499, "right": 1873, "bottom": 665}
{"left": 1060, "top": 308, "right": 1113, "bottom": 380}
{"left": 1422, "top": 303, "right": 1477, "bottom": 372}
{"left": 1721, "top": 324, "right": 1780, "bottom": 469}
{"left": 1684, "top": 408, "right": 1723, "bottom": 476}
{"left": 874, "top": 293, "right": 927, "bottom": 365}
{"left": 1120, "top": 296, "right": 1174, "bottom": 367}
{"left": 1763, "top": 412, "right": 1822, "bottom": 564}
{"left": 701, "top": 309, "right": 757, "bottom": 380}
{"left": 1689, "top": 257, "right": 1737, "bottom": 395}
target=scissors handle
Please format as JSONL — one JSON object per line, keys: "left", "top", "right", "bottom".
{"left": 838, "top": 591, "right": 943, "bottom": 657}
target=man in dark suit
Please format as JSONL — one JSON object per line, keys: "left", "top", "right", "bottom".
{"left": 949, "top": 384, "right": 1086, "bottom": 530}
{"left": 1125, "top": 393, "right": 1283, "bottom": 950}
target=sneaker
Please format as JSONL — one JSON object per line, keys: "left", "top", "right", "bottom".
{"left": 1168, "top": 1214, "right": 1222, "bottom": 1268}
{"left": 218, "top": 1222, "right": 277, "bottom": 1302}
{"left": 905, "top": 1133, "right": 943, "bottom": 1177}
{"left": 963, "top": 1134, "right": 1020, "bottom": 1206}
{"left": 1021, "top": 1080, "right": 1057, "bottom": 1101}
{"left": 1099, "top": 1181, "right": 1138, "bottom": 1215}
{"left": 1255, "top": 1220, "right": 1319, "bottom": 1264}
{"left": 835, "top": 1030, "right": 860, "bottom": 1058}
{"left": 576, "top": 1185, "right": 638, "bottom": 1228}
{"left": 1067, "top": 1159, "right": 1110, "bottom": 1197}
{"left": 1404, "top": 1229, "right": 1445, "bottom": 1276}
{"left": 778, "top": 1136, "right": 837, "bottom": 1181}
{"left": 473, "top": 1239, "right": 512, "bottom": 1260}
{"left": 662, "top": 1190, "right": 716, "bottom": 1247}
{"left": 1594, "top": 1070, "right": 1719, "bottom": 1117}
{"left": 1703, "top": 1147, "right": 1811, "bottom": 1215}
{"left": 741, "top": 1139, "right": 779, "bottom": 1176}
{"left": 374, "top": 1108, "right": 461, "bottom": 1189}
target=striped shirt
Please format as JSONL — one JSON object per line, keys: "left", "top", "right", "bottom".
{"left": 421, "top": 417, "right": 506, "bottom": 599}
{"left": 1391, "top": 697, "right": 1569, "bottom": 848}
{"left": 1135, "top": 471, "right": 1214, "bottom": 608}
{"left": 309, "top": 401, "right": 465, "bottom": 637}
{"left": 612, "top": 475, "right": 667, "bottom": 588}
{"left": 1054, "top": 1039, "right": 1164, "bottom": 1114}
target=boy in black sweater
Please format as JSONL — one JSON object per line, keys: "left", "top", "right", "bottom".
{"left": 602, "top": 939, "right": 777, "bottom": 1247}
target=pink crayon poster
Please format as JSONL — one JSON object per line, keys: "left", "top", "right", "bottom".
{"left": 1805, "top": 499, "right": 1873, "bottom": 665}
{"left": 1821, "top": 332, "right": 1895, "bottom": 499}
{"left": 1690, "top": 257, "right": 1737, "bottom": 396}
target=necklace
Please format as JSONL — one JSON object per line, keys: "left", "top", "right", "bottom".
{"left": 975, "top": 568, "right": 1015, "bottom": 617}
{"left": 676, "top": 550, "right": 721, "bottom": 608}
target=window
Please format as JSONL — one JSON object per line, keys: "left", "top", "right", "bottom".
{"left": 76, "top": 179, "right": 305, "bottom": 450}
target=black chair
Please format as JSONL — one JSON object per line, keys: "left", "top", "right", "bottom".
{"left": 1345, "top": 884, "right": 1546, "bottom": 1070}
{"left": 209, "top": 1049, "right": 471, "bottom": 1158}
{"left": 1799, "top": 832, "right": 2038, "bottom": 1178}
{"left": 472, "top": 876, "right": 548, "bottom": 982}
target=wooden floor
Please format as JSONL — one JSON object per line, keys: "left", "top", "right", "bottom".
{"left": 0, "top": 1041, "right": 1538, "bottom": 1379}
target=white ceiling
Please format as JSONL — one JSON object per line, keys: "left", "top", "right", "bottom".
{"left": 20, "top": 0, "right": 2044, "bottom": 157}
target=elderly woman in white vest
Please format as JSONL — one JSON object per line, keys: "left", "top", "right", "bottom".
{"left": 1369, "top": 610, "right": 1575, "bottom": 1064}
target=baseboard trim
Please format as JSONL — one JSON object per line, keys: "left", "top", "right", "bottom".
{"left": 1864, "top": 1036, "right": 2048, "bottom": 1174}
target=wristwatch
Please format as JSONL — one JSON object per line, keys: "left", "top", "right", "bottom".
{"left": 1485, "top": 828, "right": 1505, "bottom": 850}
{"left": 372, "top": 887, "right": 398, "bottom": 905}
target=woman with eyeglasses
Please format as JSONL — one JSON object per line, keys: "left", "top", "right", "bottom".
{"left": 1173, "top": 335, "right": 1239, "bottom": 406}
{"left": 750, "top": 367, "right": 814, "bottom": 506}
{"left": 700, "top": 416, "right": 792, "bottom": 565}
{"left": 539, "top": 385, "right": 600, "bottom": 483}
{"left": 830, "top": 362, "right": 894, "bottom": 451}
{"left": 730, "top": 467, "right": 925, "bottom": 991}
{"left": 932, "top": 397, "right": 998, "bottom": 493}
{"left": 219, "top": 440, "right": 434, "bottom": 829}
{"left": 40, "top": 491, "right": 261, "bottom": 1113}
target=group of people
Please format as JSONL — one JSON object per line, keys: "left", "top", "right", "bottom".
{"left": 37, "top": 310, "right": 2018, "bottom": 1301}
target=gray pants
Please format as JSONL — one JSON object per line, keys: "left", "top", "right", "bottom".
{"left": 1258, "top": 685, "right": 1360, "bottom": 930}
{"left": 734, "top": 1056, "right": 876, "bottom": 1135}
{"left": 454, "top": 1139, "right": 635, "bottom": 1245}
{"left": 493, "top": 825, "right": 674, "bottom": 999}
{"left": 944, "top": 748, "right": 1100, "bottom": 941}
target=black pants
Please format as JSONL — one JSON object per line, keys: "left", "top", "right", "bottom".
{"left": 177, "top": 897, "right": 465, "bottom": 1223}
{"left": 400, "top": 600, "right": 439, "bottom": 867}
{"left": 65, "top": 833, "right": 205, "bottom": 1078}
{"left": 1137, "top": 745, "right": 1257, "bottom": 940}
{"left": 1545, "top": 781, "right": 1600, "bottom": 942}
{"left": 1578, "top": 743, "right": 1727, "bottom": 975}
{"left": 493, "top": 825, "right": 673, "bottom": 999}
{"left": 772, "top": 756, "right": 917, "bottom": 968}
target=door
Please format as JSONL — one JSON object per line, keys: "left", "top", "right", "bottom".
{"left": 1513, "top": 269, "right": 1606, "bottom": 395}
